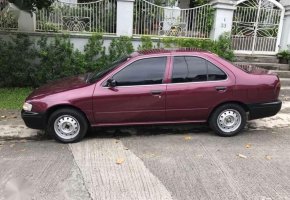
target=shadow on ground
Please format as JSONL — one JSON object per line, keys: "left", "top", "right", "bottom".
{"left": 87, "top": 124, "right": 215, "bottom": 139}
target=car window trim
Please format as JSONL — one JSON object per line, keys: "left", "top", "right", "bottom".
{"left": 102, "top": 83, "right": 168, "bottom": 88}
{"left": 170, "top": 55, "right": 228, "bottom": 84}
{"left": 101, "top": 79, "right": 228, "bottom": 89}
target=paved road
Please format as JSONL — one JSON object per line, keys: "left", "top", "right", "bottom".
{"left": 0, "top": 100, "right": 290, "bottom": 200}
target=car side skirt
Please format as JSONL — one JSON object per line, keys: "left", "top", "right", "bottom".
{"left": 91, "top": 120, "right": 207, "bottom": 127}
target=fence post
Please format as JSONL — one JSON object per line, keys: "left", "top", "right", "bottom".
{"left": 116, "top": 0, "right": 134, "bottom": 36}
{"left": 210, "top": 0, "right": 235, "bottom": 40}
{"left": 280, "top": 5, "right": 290, "bottom": 50}
{"left": 18, "top": 10, "right": 36, "bottom": 32}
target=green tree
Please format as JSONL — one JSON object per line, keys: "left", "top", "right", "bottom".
{"left": 190, "top": 0, "right": 210, "bottom": 8}
{"left": 8, "top": 0, "right": 55, "bottom": 12}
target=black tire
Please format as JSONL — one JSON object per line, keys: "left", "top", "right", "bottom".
{"left": 209, "top": 104, "right": 246, "bottom": 137}
{"left": 47, "top": 108, "right": 88, "bottom": 143}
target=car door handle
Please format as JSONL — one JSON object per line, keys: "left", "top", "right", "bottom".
{"left": 215, "top": 86, "right": 227, "bottom": 92}
{"left": 151, "top": 90, "right": 163, "bottom": 95}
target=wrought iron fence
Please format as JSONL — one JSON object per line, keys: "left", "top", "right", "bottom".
{"left": 0, "top": 0, "right": 18, "bottom": 30}
{"left": 133, "top": 0, "right": 213, "bottom": 38}
{"left": 231, "top": 0, "right": 283, "bottom": 54}
{"left": 36, "top": 0, "right": 117, "bottom": 34}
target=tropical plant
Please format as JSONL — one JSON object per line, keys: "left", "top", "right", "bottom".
{"left": 276, "top": 49, "right": 290, "bottom": 64}
{"left": 138, "top": 36, "right": 154, "bottom": 50}
{"left": 0, "top": 34, "right": 36, "bottom": 87}
{"left": 0, "top": 12, "right": 18, "bottom": 30}
{"left": 0, "top": 33, "right": 236, "bottom": 87}
{"left": 190, "top": 0, "right": 210, "bottom": 8}
{"left": 108, "top": 36, "right": 134, "bottom": 62}
{"left": 161, "top": 32, "right": 235, "bottom": 61}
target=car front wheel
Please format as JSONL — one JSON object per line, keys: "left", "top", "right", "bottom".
{"left": 47, "top": 108, "right": 88, "bottom": 143}
{"left": 209, "top": 104, "right": 246, "bottom": 137}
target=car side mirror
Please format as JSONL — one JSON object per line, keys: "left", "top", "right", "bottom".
{"left": 107, "top": 78, "right": 117, "bottom": 88}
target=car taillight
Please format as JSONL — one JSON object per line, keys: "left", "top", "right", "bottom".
{"left": 275, "top": 78, "right": 281, "bottom": 99}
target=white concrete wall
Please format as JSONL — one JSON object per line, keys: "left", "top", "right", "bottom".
{"left": 210, "top": 0, "right": 235, "bottom": 40}
{"left": 18, "top": 11, "right": 36, "bottom": 32}
{"left": 61, "top": 0, "right": 77, "bottom": 3}
{"left": 0, "top": 31, "right": 155, "bottom": 53}
{"left": 116, "top": 0, "right": 134, "bottom": 36}
{"left": 280, "top": 5, "right": 290, "bottom": 50}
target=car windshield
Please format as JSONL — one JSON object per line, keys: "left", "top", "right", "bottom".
{"left": 88, "top": 56, "right": 129, "bottom": 83}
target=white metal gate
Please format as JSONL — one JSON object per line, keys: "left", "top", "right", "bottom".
{"left": 133, "top": 0, "right": 213, "bottom": 38}
{"left": 36, "top": 0, "right": 117, "bottom": 34}
{"left": 231, "top": 0, "right": 285, "bottom": 55}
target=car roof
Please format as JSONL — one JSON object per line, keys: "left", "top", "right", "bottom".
{"left": 130, "top": 48, "right": 211, "bottom": 57}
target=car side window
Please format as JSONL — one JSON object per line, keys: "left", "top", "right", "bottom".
{"left": 208, "top": 62, "right": 227, "bottom": 81}
{"left": 112, "top": 57, "right": 167, "bottom": 86}
{"left": 172, "top": 56, "right": 227, "bottom": 83}
{"left": 172, "top": 56, "right": 207, "bottom": 83}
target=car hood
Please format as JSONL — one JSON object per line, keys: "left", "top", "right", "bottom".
{"left": 27, "top": 74, "right": 90, "bottom": 100}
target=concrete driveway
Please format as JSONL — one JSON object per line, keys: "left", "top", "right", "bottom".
{"left": 0, "top": 99, "right": 290, "bottom": 200}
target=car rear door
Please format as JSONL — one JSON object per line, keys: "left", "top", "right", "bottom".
{"left": 166, "top": 55, "right": 234, "bottom": 122}
{"left": 92, "top": 56, "right": 169, "bottom": 125}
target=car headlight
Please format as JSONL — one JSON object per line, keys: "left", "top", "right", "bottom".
{"left": 23, "top": 102, "right": 32, "bottom": 111}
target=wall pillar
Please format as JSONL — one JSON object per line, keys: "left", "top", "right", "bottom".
{"left": 210, "top": 0, "right": 236, "bottom": 40}
{"left": 280, "top": 5, "right": 290, "bottom": 50}
{"left": 18, "top": 10, "right": 36, "bottom": 32}
{"left": 116, "top": 0, "right": 134, "bottom": 36}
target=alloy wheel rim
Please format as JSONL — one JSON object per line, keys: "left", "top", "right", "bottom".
{"left": 217, "top": 109, "right": 242, "bottom": 133}
{"left": 54, "top": 115, "right": 80, "bottom": 140}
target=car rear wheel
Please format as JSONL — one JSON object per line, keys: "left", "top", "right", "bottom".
{"left": 47, "top": 108, "right": 88, "bottom": 143}
{"left": 209, "top": 104, "right": 246, "bottom": 137}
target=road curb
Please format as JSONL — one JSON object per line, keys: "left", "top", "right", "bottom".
{"left": 0, "top": 124, "right": 45, "bottom": 140}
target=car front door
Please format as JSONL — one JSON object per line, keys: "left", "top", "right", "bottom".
{"left": 92, "top": 56, "right": 169, "bottom": 125}
{"left": 166, "top": 55, "right": 234, "bottom": 122}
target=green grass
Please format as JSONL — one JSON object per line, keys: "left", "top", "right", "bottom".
{"left": 0, "top": 88, "right": 32, "bottom": 110}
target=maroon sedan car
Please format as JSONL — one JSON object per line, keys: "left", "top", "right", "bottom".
{"left": 22, "top": 49, "right": 282, "bottom": 143}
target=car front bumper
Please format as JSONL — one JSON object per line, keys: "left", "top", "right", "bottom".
{"left": 247, "top": 100, "right": 282, "bottom": 120}
{"left": 21, "top": 110, "right": 46, "bottom": 130}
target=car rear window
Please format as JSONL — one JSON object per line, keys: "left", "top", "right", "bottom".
{"left": 172, "top": 56, "right": 227, "bottom": 83}
{"left": 208, "top": 62, "right": 227, "bottom": 81}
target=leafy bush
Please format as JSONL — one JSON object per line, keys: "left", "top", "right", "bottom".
{"left": 32, "top": 35, "right": 87, "bottom": 86}
{"left": 83, "top": 33, "right": 106, "bottom": 71}
{"left": 161, "top": 37, "right": 213, "bottom": 49}
{"left": 0, "top": 33, "right": 234, "bottom": 87}
{"left": 8, "top": 0, "right": 55, "bottom": 12}
{"left": 161, "top": 33, "right": 235, "bottom": 61}
{"left": 0, "top": 33, "right": 135, "bottom": 87}
{"left": 138, "top": 36, "right": 154, "bottom": 50}
{"left": 108, "top": 36, "right": 134, "bottom": 62}
{"left": 213, "top": 33, "right": 235, "bottom": 61}
{"left": 276, "top": 50, "right": 290, "bottom": 59}
{"left": 0, "top": 34, "right": 35, "bottom": 87}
